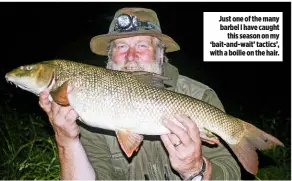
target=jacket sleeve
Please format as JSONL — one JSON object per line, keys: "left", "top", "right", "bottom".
{"left": 79, "top": 126, "right": 126, "bottom": 180}
{"left": 201, "top": 89, "right": 241, "bottom": 180}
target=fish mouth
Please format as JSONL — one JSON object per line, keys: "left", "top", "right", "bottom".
{"left": 5, "top": 71, "right": 55, "bottom": 92}
{"left": 5, "top": 76, "right": 31, "bottom": 91}
{"left": 5, "top": 74, "right": 22, "bottom": 88}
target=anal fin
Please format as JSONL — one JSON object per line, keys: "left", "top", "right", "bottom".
{"left": 116, "top": 129, "right": 144, "bottom": 157}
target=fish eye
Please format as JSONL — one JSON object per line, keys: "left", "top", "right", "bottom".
{"left": 26, "top": 66, "right": 33, "bottom": 70}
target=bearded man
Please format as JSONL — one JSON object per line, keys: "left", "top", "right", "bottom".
{"left": 39, "top": 7, "right": 241, "bottom": 180}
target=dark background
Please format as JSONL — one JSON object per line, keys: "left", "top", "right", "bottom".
{"left": 1, "top": 2, "right": 290, "bottom": 117}
{"left": 0, "top": 2, "right": 290, "bottom": 179}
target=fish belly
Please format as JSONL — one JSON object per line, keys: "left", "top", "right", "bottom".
{"left": 68, "top": 88, "right": 172, "bottom": 135}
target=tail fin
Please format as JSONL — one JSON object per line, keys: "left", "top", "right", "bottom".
{"left": 229, "top": 121, "right": 284, "bottom": 175}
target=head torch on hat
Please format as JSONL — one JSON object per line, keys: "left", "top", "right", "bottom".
{"left": 114, "top": 13, "right": 161, "bottom": 33}
{"left": 90, "top": 7, "right": 180, "bottom": 56}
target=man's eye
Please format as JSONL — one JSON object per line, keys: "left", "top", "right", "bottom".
{"left": 137, "top": 44, "right": 148, "bottom": 48}
{"left": 117, "top": 45, "right": 127, "bottom": 49}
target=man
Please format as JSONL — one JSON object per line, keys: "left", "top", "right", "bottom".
{"left": 39, "top": 7, "right": 241, "bottom": 180}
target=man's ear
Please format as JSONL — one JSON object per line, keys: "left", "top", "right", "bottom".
{"left": 163, "top": 54, "right": 169, "bottom": 64}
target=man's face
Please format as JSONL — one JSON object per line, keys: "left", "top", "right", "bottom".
{"left": 108, "top": 36, "right": 163, "bottom": 74}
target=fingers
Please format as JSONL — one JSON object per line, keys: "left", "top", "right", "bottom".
{"left": 55, "top": 105, "right": 76, "bottom": 125}
{"left": 162, "top": 119, "right": 192, "bottom": 145}
{"left": 52, "top": 101, "right": 61, "bottom": 118}
{"left": 160, "top": 134, "right": 178, "bottom": 156}
{"left": 40, "top": 89, "right": 78, "bottom": 128}
{"left": 168, "top": 134, "right": 180, "bottom": 145}
{"left": 161, "top": 115, "right": 204, "bottom": 177}
{"left": 39, "top": 89, "right": 80, "bottom": 147}
{"left": 65, "top": 109, "right": 79, "bottom": 124}
{"left": 53, "top": 105, "right": 79, "bottom": 139}
{"left": 39, "top": 89, "right": 52, "bottom": 114}
{"left": 175, "top": 114, "right": 201, "bottom": 144}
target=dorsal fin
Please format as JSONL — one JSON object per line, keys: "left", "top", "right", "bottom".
{"left": 128, "top": 71, "right": 172, "bottom": 89}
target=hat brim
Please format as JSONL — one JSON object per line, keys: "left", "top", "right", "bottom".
{"left": 90, "top": 29, "right": 180, "bottom": 56}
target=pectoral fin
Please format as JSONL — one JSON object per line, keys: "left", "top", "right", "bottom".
{"left": 50, "top": 81, "right": 70, "bottom": 106}
{"left": 116, "top": 129, "right": 144, "bottom": 157}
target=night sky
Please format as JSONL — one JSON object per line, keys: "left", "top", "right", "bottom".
{"left": 0, "top": 2, "right": 291, "bottom": 122}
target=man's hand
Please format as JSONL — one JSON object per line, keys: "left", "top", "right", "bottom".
{"left": 39, "top": 86, "right": 95, "bottom": 179}
{"left": 39, "top": 86, "right": 79, "bottom": 148}
{"left": 161, "top": 114, "right": 211, "bottom": 180}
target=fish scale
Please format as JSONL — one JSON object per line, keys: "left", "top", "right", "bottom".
{"left": 66, "top": 66, "right": 246, "bottom": 141}
{"left": 5, "top": 59, "right": 284, "bottom": 175}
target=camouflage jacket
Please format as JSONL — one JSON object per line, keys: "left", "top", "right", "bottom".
{"left": 79, "top": 63, "right": 241, "bottom": 180}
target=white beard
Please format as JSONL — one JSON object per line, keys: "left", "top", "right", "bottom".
{"left": 107, "top": 59, "right": 163, "bottom": 75}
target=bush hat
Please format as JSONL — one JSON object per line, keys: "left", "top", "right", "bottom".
{"left": 90, "top": 7, "right": 180, "bottom": 56}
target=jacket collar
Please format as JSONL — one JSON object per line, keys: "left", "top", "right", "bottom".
{"left": 163, "top": 63, "right": 179, "bottom": 90}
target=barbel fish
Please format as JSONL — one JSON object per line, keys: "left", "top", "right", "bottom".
{"left": 5, "top": 59, "right": 284, "bottom": 175}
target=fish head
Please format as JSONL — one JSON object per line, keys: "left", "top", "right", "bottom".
{"left": 5, "top": 62, "right": 55, "bottom": 95}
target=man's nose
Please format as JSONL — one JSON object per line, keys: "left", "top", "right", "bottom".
{"left": 126, "top": 47, "right": 137, "bottom": 62}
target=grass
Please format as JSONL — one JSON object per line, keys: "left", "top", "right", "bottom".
{"left": 256, "top": 146, "right": 291, "bottom": 180}
{"left": 0, "top": 99, "right": 290, "bottom": 180}
{"left": 254, "top": 111, "right": 291, "bottom": 180}
{"left": 0, "top": 101, "right": 60, "bottom": 179}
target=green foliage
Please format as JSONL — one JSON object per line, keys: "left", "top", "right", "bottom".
{"left": 0, "top": 102, "right": 60, "bottom": 179}
{"left": 231, "top": 107, "right": 291, "bottom": 180}
{"left": 255, "top": 111, "right": 291, "bottom": 180}
{"left": 256, "top": 146, "right": 291, "bottom": 180}
{"left": 0, "top": 100, "right": 290, "bottom": 180}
